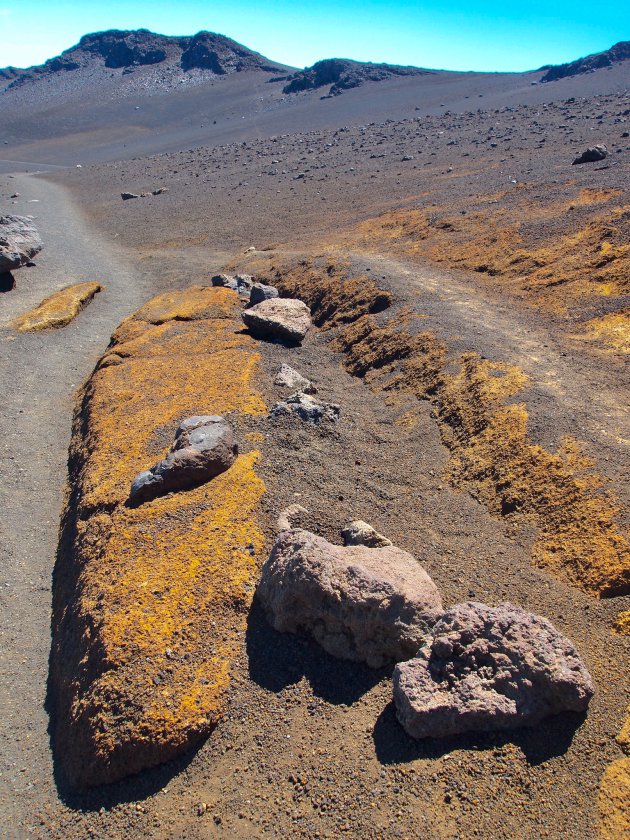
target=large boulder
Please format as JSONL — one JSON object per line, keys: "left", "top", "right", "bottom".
{"left": 572, "top": 145, "right": 608, "bottom": 165}
{"left": 257, "top": 528, "right": 443, "bottom": 667}
{"left": 0, "top": 215, "right": 43, "bottom": 272}
{"left": 393, "top": 601, "right": 594, "bottom": 739}
{"left": 242, "top": 298, "right": 311, "bottom": 343}
{"left": 130, "top": 415, "right": 237, "bottom": 504}
{"left": 269, "top": 391, "right": 339, "bottom": 423}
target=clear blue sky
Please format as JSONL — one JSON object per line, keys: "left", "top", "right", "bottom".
{"left": 0, "top": 0, "right": 628, "bottom": 72}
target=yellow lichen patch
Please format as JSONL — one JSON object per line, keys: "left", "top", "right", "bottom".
{"left": 51, "top": 287, "right": 268, "bottom": 787}
{"left": 598, "top": 758, "right": 630, "bottom": 839}
{"left": 613, "top": 611, "right": 630, "bottom": 635}
{"left": 12, "top": 281, "right": 101, "bottom": 332}
{"left": 133, "top": 284, "right": 241, "bottom": 324}
{"left": 573, "top": 312, "right": 630, "bottom": 354}
{"left": 285, "top": 258, "right": 629, "bottom": 597}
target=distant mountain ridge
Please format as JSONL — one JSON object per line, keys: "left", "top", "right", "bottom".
{"left": 1, "top": 28, "right": 288, "bottom": 90}
{"left": 541, "top": 40, "right": 630, "bottom": 82}
{"left": 277, "top": 58, "right": 433, "bottom": 97}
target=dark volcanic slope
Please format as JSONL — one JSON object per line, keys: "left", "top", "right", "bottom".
{"left": 280, "top": 58, "right": 433, "bottom": 97}
{"left": 542, "top": 40, "right": 630, "bottom": 82}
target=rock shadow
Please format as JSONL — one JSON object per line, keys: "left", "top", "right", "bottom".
{"left": 373, "top": 700, "right": 586, "bottom": 767}
{"left": 0, "top": 271, "right": 15, "bottom": 292}
{"left": 246, "top": 596, "right": 385, "bottom": 705}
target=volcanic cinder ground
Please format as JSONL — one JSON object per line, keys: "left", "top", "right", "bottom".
{"left": 0, "top": 31, "right": 629, "bottom": 840}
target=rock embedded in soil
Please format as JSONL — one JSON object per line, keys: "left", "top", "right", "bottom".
{"left": 257, "top": 528, "right": 443, "bottom": 667}
{"left": 249, "top": 281, "right": 279, "bottom": 305}
{"left": 393, "top": 601, "right": 594, "bottom": 739}
{"left": 572, "top": 145, "right": 608, "bottom": 164}
{"left": 274, "top": 362, "right": 315, "bottom": 393}
{"left": 342, "top": 519, "right": 392, "bottom": 547}
{"left": 269, "top": 391, "right": 340, "bottom": 423}
{"left": 130, "top": 415, "right": 237, "bottom": 504}
{"left": 0, "top": 214, "right": 43, "bottom": 272}
{"left": 12, "top": 281, "right": 101, "bottom": 332}
{"left": 120, "top": 191, "right": 141, "bottom": 200}
{"left": 242, "top": 297, "right": 312, "bottom": 343}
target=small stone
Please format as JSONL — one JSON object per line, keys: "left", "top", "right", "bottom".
{"left": 250, "top": 282, "right": 279, "bottom": 305}
{"left": 211, "top": 273, "right": 238, "bottom": 290}
{"left": 269, "top": 392, "right": 339, "bottom": 423}
{"left": 572, "top": 145, "right": 608, "bottom": 164}
{"left": 274, "top": 363, "right": 316, "bottom": 393}
{"left": 121, "top": 192, "right": 141, "bottom": 200}
{"left": 342, "top": 520, "right": 392, "bottom": 547}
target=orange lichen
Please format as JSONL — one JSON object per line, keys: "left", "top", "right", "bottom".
{"left": 573, "top": 312, "right": 630, "bottom": 354}
{"left": 51, "top": 286, "right": 268, "bottom": 786}
{"left": 598, "top": 758, "right": 630, "bottom": 839}
{"left": 278, "top": 258, "right": 629, "bottom": 597}
{"left": 613, "top": 611, "right": 630, "bottom": 636}
{"left": 12, "top": 281, "right": 101, "bottom": 332}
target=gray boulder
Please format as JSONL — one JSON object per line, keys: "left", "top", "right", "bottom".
{"left": 0, "top": 215, "right": 43, "bottom": 272}
{"left": 572, "top": 145, "right": 608, "bottom": 164}
{"left": 274, "top": 363, "right": 316, "bottom": 394}
{"left": 242, "top": 298, "right": 312, "bottom": 343}
{"left": 393, "top": 601, "right": 594, "bottom": 739}
{"left": 130, "top": 415, "right": 237, "bottom": 504}
{"left": 270, "top": 391, "right": 339, "bottom": 423}
{"left": 342, "top": 520, "right": 392, "bottom": 548}
{"left": 250, "top": 282, "right": 279, "bottom": 306}
{"left": 257, "top": 528, "right": 443, "bottom": 668}
{"left": 235, "top": 274, "right": 254, "bottom": 295}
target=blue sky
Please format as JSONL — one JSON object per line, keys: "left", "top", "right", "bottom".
{"left": 0, "top": 0, "right": 628, "bottom": 72}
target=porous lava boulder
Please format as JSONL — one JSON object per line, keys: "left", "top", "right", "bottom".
{"left": 257, "top": 528, "right": 443, "bottom": 667}
{"left": 573, "top": 145, "right": 608, "bottom": 164}
{"left": 393, "top": 601, "right": 594, "bottom": 739}
{"left": 250, "top": 281, "right": 279, "bottom": 305}
{"left": 130, "top": 415, "right": 237, "bottom": 504}
{"left": 0, "top": 215, "right": 43, "bottom": 272}
{"left": 269, "top": 391, "right": 339, "bottom": 423}
{"left": 242, "top": 298, "right": 311, "bottom": 343}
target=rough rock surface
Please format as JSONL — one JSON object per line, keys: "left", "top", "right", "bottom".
{"left": 273, "top": 362, "right": 315, "bottom": 393}
{"left": 0, "top": 214, "right": 43, "bottom": 272}
{"left": 242, "top": 297, "right": 312, "bottom": 342}
{"left": 393, "top": 601, "right": 594, "bottom": 739}
{"left": 269, "top": 391, "right": 339, "bottom": 423}
{"left": 542, "top": 41, "right": 630, "bottom": 82}
{"left": 573, "top": 145, "right": 608, "bottom": 164}
{"left": 130, "top": 415, "right": 237, "bottom": 504}
{"left": 342, "top": 519, "right": 393, "bottom": 547}
{"left": 282, "top": 58, "right": 432, "bottom": 97}
{"left": 12, "top": 281, "right": 101, "bottom": 332}
{"left": 212, "top": 273, "right": 253, "bottom": 295}
{"left": 249, "top": 281, "right": 279, "bottom": 305}
{"left": 256, "top": 528, "right": 443, "bottom": 667}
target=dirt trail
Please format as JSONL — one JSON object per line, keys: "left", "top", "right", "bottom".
{"left": 0, "top": 172, "right": 175, "bottom": 833}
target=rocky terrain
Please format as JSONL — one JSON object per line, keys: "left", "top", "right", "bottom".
{"left": 542, "top": 41, "right": 630, "bottom": 83}
{"left": 0, "top": 30, "right": 628, "bottom": 840}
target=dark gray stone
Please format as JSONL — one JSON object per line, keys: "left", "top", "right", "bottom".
{"left": 250, "top": 282, "right": 279, "bottom": 305}
{"left": 572, "top": 145, "right": 608, "bottom": 164}
{"left": 130, "top": 415, "right": 237, "bottom": 504}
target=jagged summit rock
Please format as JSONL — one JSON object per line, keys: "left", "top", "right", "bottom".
{"left": 281, "top": 58, "right": 432, "bottom": 97}
{"left": 541, "top": 41, "right": 630, "bottom": 82}
{"left": 1, "top": 28, "right": 288, "bottom": 91}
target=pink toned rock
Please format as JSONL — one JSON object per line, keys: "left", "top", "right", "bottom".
{"left": 393, "top": 601, "right": 594, "bottom": 739}
{"left": 256, "top": 528, "right": 443, "bottom": 667}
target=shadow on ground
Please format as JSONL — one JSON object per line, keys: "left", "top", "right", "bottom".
{"left": 246, "top": 596, "right": 386, "bottom": 705}
{"left": 373, "top": 700, "right": 587, "bottom": 766}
